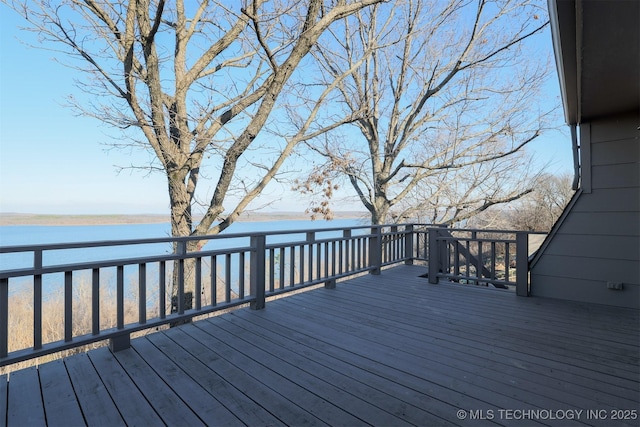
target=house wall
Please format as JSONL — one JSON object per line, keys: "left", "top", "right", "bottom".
{"left": 530, "top": 111, "right": 639, "bottom": 308}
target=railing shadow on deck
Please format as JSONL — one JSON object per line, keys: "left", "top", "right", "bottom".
{"left": 0, "top": 223, "right": 542, "bottom": 369}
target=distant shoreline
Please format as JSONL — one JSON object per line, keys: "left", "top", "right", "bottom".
{"left": 0, "top": 211, "right": 369, "bottom": 226}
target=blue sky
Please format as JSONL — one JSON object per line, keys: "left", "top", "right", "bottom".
{"left": 0, "top": 5, "right": 573, "bottom": 215}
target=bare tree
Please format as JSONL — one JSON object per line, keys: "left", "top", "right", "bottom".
{"left": 5, "top": 0, "right": 383, "bottom": 301}
{"left": 503, "top": 173, "right": 574, "bottom": 231}
{"left": 294, "top": 0, "right": 557, "bottom": 225}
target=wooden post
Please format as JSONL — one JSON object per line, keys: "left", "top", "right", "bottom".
{"left": 325, "top": 278, "right": 336, "bottom": 289}
{"left": 428, "top": 228, "right": 440, "bottom": 284}
{"left": 343, "top": 229, "right": 351, "bottom": 273}
{"left": 404, "top": 224, "right": 414, "bottom": 265}
{"left": 516, "top": 232, "right": 529, "bottom": 296}
{"left": 250, "top": 234, "right": 266, "bottom": 310}
{"left": 369, "top": 226, "right": 382, "bottom": 275}
{"left": 306, "top": 232, "right": 315, "bottom": 282}
{"left": 109, "top": 334, "right": 130, "bottom": 352}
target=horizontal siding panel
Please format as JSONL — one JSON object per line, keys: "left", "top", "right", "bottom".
{"left": 530, "top": 254, "right": 639, "bottom": 284}
{"left": 557, "top": 212, "right": 640, "bottom": 236}
{"left": 541, "top": 234, "right": 639, "bottom": 261}
{"left": 571, "top": 188, "right": 640, "bottom": 212}
{"left": 591, "top": 162, "right": 639, "bottom": 189}
{"left": 589, "top": 112, "right": 640, "bottom": 143}
{"left": 530, "top": 274, "right": 640, "bottom": 309}
{"left": 591, "top": 138, "right": 640, "bottom": 166}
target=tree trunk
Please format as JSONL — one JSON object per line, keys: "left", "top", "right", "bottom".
{"left": 168, "top": 175, "right": 199, "bottom": 314}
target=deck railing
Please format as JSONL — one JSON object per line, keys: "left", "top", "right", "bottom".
{"left": 0, "top": 223, "right": 538, "bottom": 367}
{"left": 415, "top": 227, "right": 544, "bottom": 293}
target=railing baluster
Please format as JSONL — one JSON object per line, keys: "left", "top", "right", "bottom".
{"left": 195, "top": 257, "right": 202, "bottom": 310}
{"left": 354, "top": 237, "right": 359, "bottom": 270}
{"left": 269, "top": 248, "right": 275, "bottom": 292}
{"left": 139, "top": 263, "right": 147, "bottom": 324}
{"left": 279, "top": 247, "right": 285, "bottom": 290}
{"left": 391, "top": 226, "right": 398, "bottom": 262}
{"left": 331, "top": 241, "right": 336, "bottom": 276}
{"left": 159, "top": 261, "right": 166, "bottom": 319}
{"left": 316, "top": 242, "right": 321, "bottom": 280}
{"left": 92, "top": 268, "right": 100, "bottom": 334}
{"left": 454, "top": 241, "right": 460, "bottom": 278}
{"left": 34, "top": 275, "right": 43, "bottom": 350}
{"left": 34, "top": 250, "right": 42, "bottom": 350}
{"left": 210, "top": 256, "right": 217, "bottom": 306}
{"left": 64, "top": 271, "right": 73, "bottom": 342}
{"left": 505, "top": 243, "right": 511, "bottom": 283}
{"left": 465, "top": 239, "right": 471, "bottom": 279}
{"left": 225, "top": 253, "right": 231, "bottom": 303}
{"left": 239, "top": 251, "right": 245, "bottom": 299}
{"left": 324, "top": 241, "right": 329, "bottom": 279}
{"left": 478, "top": 241, "right": 483, "bottom": 283}
{"left": 299, "top": 244, "right": 305, "bottom": 284}
{"left": 289, "top": 246, "right": 295, "bottom": 287}
{"left": 0, "top": 278, "right": 8, "bottom": 358}
{"left": 491, "top": 242, "right": 497, "bottom": 282}
{"left": 117, "top": 265, "right": 124, "bottom": 329}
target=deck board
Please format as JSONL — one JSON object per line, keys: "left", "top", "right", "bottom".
{"left": 6, "top": 367, "right": 45, "bottom": 426}
{"left": 128, "top": 336, "right": 243, "bottom": 426}
{"left": 2, "top": 265, "right": 639, "bottom": 426}
{"left": 38, "top": 359, "right": 85, "bottom": 427}
{"left": 144, "top": 328, "right": 286, "bottom": 426}
{"left": 285, "top": 292, "right": 626, "bottom": 413}
{"left": 87, "top": 346, "right": 164, "bottom": 426}
{"left": 111, "top": 341, "right": 206, "bottom": 427}
{"left": 297, "top": 282, "right": 640, "bottom": 393}
{"left": 63, "top": 352, "right": 125, "bottom": 427}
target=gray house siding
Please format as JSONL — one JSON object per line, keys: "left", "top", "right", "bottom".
{"left": 530, "top": 111, "right": 639, "bottom": 308}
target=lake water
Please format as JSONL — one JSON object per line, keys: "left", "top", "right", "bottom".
{"left": 0, "top": 218, "right": 367, "bottom": 271}
{"left": 1, "top": 218, "right": 371, "bottom": 300}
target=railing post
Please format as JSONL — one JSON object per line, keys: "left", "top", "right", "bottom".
{"left": 343, "top": 229, "right": 351, "bottom": 272}
{"left": 306, "top": 232, "right": 315, "bottom": 283}
{"left": 404, "top": 224, "right": 414, "bottom": 265}
{"left": 250, "top": 234, "right": 266, "bottom": 310}
{"left": 428, "top": 228, "right": 440, "bottom": 284}
{"left": 110, "top": 334, "right": 130, "bottom": 352}
{"left": 369, "top": 226, "right": 382, "bottom": 275}
{"left": 516, "top": 232, "right": 529, "bottom": 296}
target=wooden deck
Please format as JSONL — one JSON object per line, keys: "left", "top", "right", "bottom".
{"left": 1, "top": 265, "right": 639, "bottom": 426}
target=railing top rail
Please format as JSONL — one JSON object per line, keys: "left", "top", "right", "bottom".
{"left": 0, "top": 223, "right": 423, "bottom": 254}
{"left": 424, "top": 227, "right": 547, "bottom": 235}
{"left": 0, "top": 245, "right": 255, "bottom": 280}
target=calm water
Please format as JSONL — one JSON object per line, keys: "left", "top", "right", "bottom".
{"left": 0, "top": 218, "right": 366, "bottom": 270}
{"left": 1, "top": 218, "right": 369, "bottom": 299}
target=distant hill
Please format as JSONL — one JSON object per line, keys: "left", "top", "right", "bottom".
{"left": 0, "top": 211, "right": 369, "bottom": 226}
